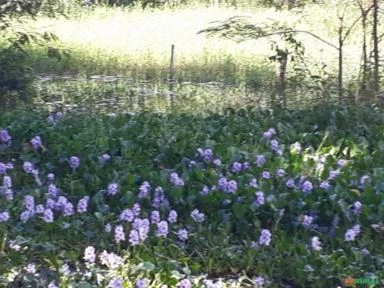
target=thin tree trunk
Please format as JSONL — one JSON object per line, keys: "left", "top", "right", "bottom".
{"left": 338, "top": 16, "right": 344, "bottom": 100}
{"left": 372, "top": 0, "right": 380, "bottom": 100}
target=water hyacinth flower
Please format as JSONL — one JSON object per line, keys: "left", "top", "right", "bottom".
{"left": 105, "top": 223, "right": 112, "bottom": 233}
{"left": 77, "top": 196, "right": 90, "bottom": 213}
{"left": 259, "top": 229, "right": 272, "bottom": 246}
{"left": 177, "top": 228, "right": 188, "bottom": 241}
{"left": 256, "top": 155, "right": 265, "bottom": 167}
{"left": 261, "top": 171, "right": 271, "bottom": 179}
{"left": 276, "top": 168, "right": 285, "bottom": 177}
{"left": 249, "top": 178, "right": 258, "bottom": 188}
{"left": 0, "top": 211, "right": 10, "bottom": 222}
{"left": 150, "top": 210, "right": 160, "bottom": 223}
{"left": 191, "top": 209, "right": 205, "bottom": 223}
{"left": 23, "top": 162, "right": 34, "bottom": 174}
{"left": 156, "top": 220, "right": 169, "bottom": 238}
{"left": 129, "top": 230, "right": 140, "bottom": 246}
{"left": 254, "top": 191, "right": 265, "bottom": 206}
{"left": 48, "top": 184, "right": 59, "bottom": 197}
{"left": 302, "top": 180, "right": 313, "bottom": 193}
{"left": 286, "top": 178, "right": 295, "bottom": 188}
{"left": 254, "top": 276, "right": 265, "bottom": 287}
{"left": 337, "top": 159, "right": 347, "bottom": 168}
{"left": 107, "top": 183, "right": 118, "bottom": 196}
{"left": 24, "top": 195, "right": 35, "bottom": 211}
{"left": 217, "top": 177, "right": 228, "bottom": 192}
{"left": 226, "top": 180, "right": 237, "bottom": 193}
{"left": 353, "top": 201, "right": 362, "bottom": 215}
{"left": 69, "top": 156, "right": 80, "bottom": 170}
{"left": 360, "top": 175, "right": 370, "bottom": 187}
{"left": 231, "top": 162, "right": 242, "bottom": 173}
{"left": 108, "top": 277, "right": 123, "bottom": 288}
{"left": 132, "top": 203, "right": 141, "bottom": 216}
{"left": 133, "top": 218, "right": 150, "bottom": 241}
{"left": 168, "top": 210, "right": 177, "bottom": 223}
{"left": 25, "top": 263, "right": 36, "bottom": 273}
{"left": 43, "top": 209, "right": 54, "bottom": 223}
{"left": 139, "top": 181, "right": 151, "bottom": 198}
{"left": 177, "top": 279, "right": 192, "bottom": 288}
{"left": 47, "top": 173, "right": 55, "bottom": 182}
{"left": 213, "top": 158, "right": 221, "bottom": 166}
{"left": 320, "top": 181, "right": 331, "bottom": 191}
{"left": 302, "top": 215, "right": 313, "bottom": 227}
{"left": 114, "top": 225, "right": 125, "bottom": 243}
{"left": 170, "top": 172, "right": 184, "bottom": 187}
{"left": 311, "top": 236, "right": 322, "bottom": 251}
{"left": 35, "top": 204, "right": 44, "bottom": 214}
{"left": 99, "top": 251, "right": 123, "bottom": 269}
{"left": 270, "top": 139, "right": 280, "bottom": 153}
{"left": 30, "top": 136, "right": 42, "bottom": 150}
{"left": 0, "top": 129, "right": 11, "bottom": 143}
{"left": 136, "top": 278, "right": 147, "bottom": 288}
{"left": 101, "top": 153, "right": 111, "bottom": 162}
{"left": 328, "top": 170, "right": 340, "bottom": 181}
{"left": 197, "top": 148, "right": 213, "bottom": 162}
{"left": 345, "top": 229, "right": 357, "bottom": 241}
{"left": 263, "top": 128, "right": 276, "bottom": 139}
{"left": 3, "top": 175, "right": 11, "bottom": 188}
{"left": 200, "top": 185, "right": 210, "bottom": 196}
{"left": 83, "top": 246, "right": 96, "bottom": 263}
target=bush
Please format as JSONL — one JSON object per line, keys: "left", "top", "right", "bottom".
{"left": 0, "top": 48, "right": 36, "bottom": 110}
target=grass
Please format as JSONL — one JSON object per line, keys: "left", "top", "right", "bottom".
{"left": 8, "top": 2, "right": 377, "bottom": 109}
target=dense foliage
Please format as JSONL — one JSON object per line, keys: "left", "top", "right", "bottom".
{"left": 0, "top": 105, "right": 384, "bottom": 287}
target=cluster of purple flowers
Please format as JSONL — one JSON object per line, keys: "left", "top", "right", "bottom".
{"left": 170, "top": 172, "right": 185, "bottom": 187}
{"left": 191, "top": 209, "right": 205, "bottom": 223}
{"left": 345, "top": 224, "right": 361, "bottom": 241}
{"left": 107, "top": 183, "right": 119, "bottom": 196}
{"left": 217, "top": 177, "right": 237, "bottom": 193}
{"left": 30, "top": 136, "right": 42, "bottom": 150}
{"left": 259, "top": 229, "right": 272, "bottom": 246}
{"left": 197, "top": 148, "right": 213, "bottom": 162}
{"left": 311, "top": 236, "right": 322, "bottom": 251}
{"left": 138, "top": 181, "right": 151, "bottom": 198}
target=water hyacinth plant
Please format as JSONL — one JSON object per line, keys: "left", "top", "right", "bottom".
{"left": 0, "top": 105, "right": 384, "bottom": 287}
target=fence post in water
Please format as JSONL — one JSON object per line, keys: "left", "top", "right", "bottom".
{"left": 169, "top": 44, "right": 175, "bottom": 107}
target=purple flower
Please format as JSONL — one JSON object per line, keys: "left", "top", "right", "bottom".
{"left": 114, "top": 225, "right": 125, "bottom": 243}
{"left": 31, "top": 136, "right": 42, "bottom": 150}
{"left": 177, "top": 279, "right": 192, "bottom": 288}
{"left": 99, "top": 251, "right": 123, "bottom": 269}
{"left": 83, "top": 246, "right": 96, "bottom": 263}
{"left": 77, "top": 196, "right": 89, "bottom": 213}
{"left": 345, "top": 229, "right": 356, "bottom": 241}
{"left": 107, "top": 183, "right": 118, "bottom": 196}
{"left": 254, "top": 191, "right": 265, "bottom": 206}
{"left": 43, "top": 209, "right": 54, "bottom": 223}
{"left": 227, "top": 180, "right": 237, "bottom": 193}
{"left": 25, "top": 263, "right": 36, "bottom": 273}
{"left": 263, "top": 128, "right": 275, "bottom": 139}
{"left": 217, "top": 177, "right": 228, "bottom": 192}
{"left": 119, "top": 208, "right": 134, "bottom": 222}
{"left": 231, "top": 162, "right": 242, "bottom": 173}
{"left": 320, "top": 181, "right": 331, "bottom": 191}
{"left": 150, "top": 210, "right": 160, "bottom": 223}
{"left": 156, "top": 220, "right": 169, "bottom": 238}
{"left": 360, "top": 175, "right": 370, "bottom": 187}
{"left": 69, "top": 156, "right": 80, "bottom": 170}
{"left": 170, "top": 172, "right": 184, "bottom": 187}
{"left": 3, "top": 175, "right": 11, "bottom": 188}
{"left": 138, "top": 181, "right": 151, "bottom": 198}
{"left": 276, "top": 168, "right": 285, "bottom": 177}
{"left": 105, "top": 223, "right": 112, "bottom": 233}
{"left": 259, "top": 229, "right": 271, "bottom": 246}
{"left": 168, "top": 210, "right": 177, "bottom": 223}
{"left": 200, "top": 185, "right": 210, "bottom": 196}
{"left": 35, "top": 205, "right": 44, "bottom": 214}
{"left": 353, "top": 201, "right": 362, "bottom": 215}
{"left": 261, "top": 171, "right": 271, "bottom": 179}
{"left": 108, "top": 277, "right": 123, "bottom": 288}
{"left": 302, "top": 215, "right": 313, "bottom": 227}
{"left": 191, "top": 209, "right": 205, "bottom": 223}
{"left": 133, "top": 218, "right": 150, "bottom": 241}
{"left": 254, "top": 276, "right": 265, "bottom": 287}
{"left": 0, "top": 129, "right": 11, "bottom": 143}
{"left": 337, "top": 159, "right": 347, "bottom": 168}
{"left": 47, "top": 173, "right": 55, "bottom": 181}
{"left": 256, "top": 155, "right": 265, "bottom": 167}
{"left": 136, "top": 278, "right": 147, "bottom": 288}
{"left": 198, "top": 148, "right": 213, "bottom": 161}
{"left": 270, "top": 139, "right": 280, "bottom": 152}
{"left": 311, "top": 236, "right": 322, "bottom": 251}
{"left": 213, "top": 158, "right": 221, "bottom": 166}
{"left": 177, "top": 228, "right": 188, "bottom": 241}
{"left": 132, "top": 203, "right": 141, "bottom": 216}
{"left": 129, "top": 230, "right": 140, "bottom": 246}
{"left": 328, "top": 170, "right": 340, "bottom": 181}
{"left": 23, "top": 162, "right": 34, "bottom": 174}
{"left": 249, "top": 178, "right": 258, "bottom": 188}
{"left": 101, "top": 153, "right": 111, "bottom": 162}
{"left": 302, "top": 180, "right": 313, "bottom": 193}
{"left": 0, "top": 211, "right": 10, "bottom": 222}
{"left": 286, "top": 178, "right": 295, "bottom": 188}
{"left": 48, "top": 184, "right": 59, "bottom": 197}
{"left": 353, "top": 224, "right": 361, "bottom": 235}
{"left": 24, "top": 195, "right": 35, "bottom": 211}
